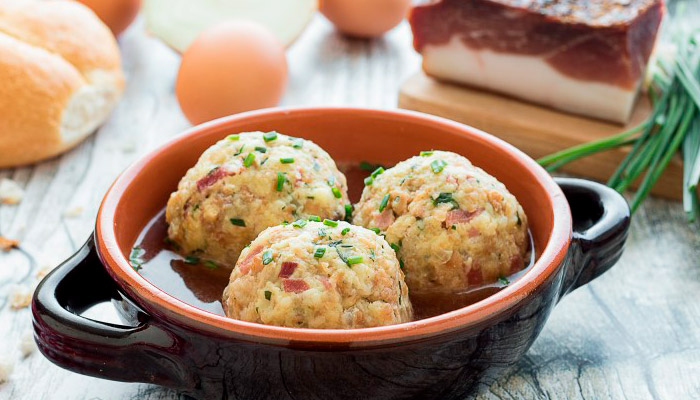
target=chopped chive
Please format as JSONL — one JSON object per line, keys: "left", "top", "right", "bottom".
{"left": 364, "top": 176, "right": 373, "bottom": 186}
{"left": 308, "top": 215, "right": 321, "bottom": 222}
{"left": 280, "top": 157, "right": 295, "bottom": 164}
{"left": 452, "top": 225, "right": 457, "bottom": 230}
{"left": 184, "top": 256, "right": 200, "bottom": 264}
{"left": 292, "top": 138, "right": 304, "bottom": 149}
{"left": 234, "top": 145, "right": 245, "bottom": 156}
{"left": 244, "top": 153, "right": 255, "bottom": 167}
{"left": 371, "top": 167, "right": 385, "bottom": 178}
{"left": 420, "top": 151, "right": 433, "bottom": 156}
{"left": 370, "top": 228, "right": 381, "bottom": 235}
{"left": 227, "top": 134, "right": 239, "bottom": 141}
{"left": 431, "top": 159, "right": 447, "bottom": 174}
{"left": 331, "top": 187, "right": 342, "bottom": 198}
{"left": 498, "top": 276, "right": 510, "bottom": 285}
{"left": 262, "top": 250, "right": 273, "bottom": 265}
{"left": 378, "top": 194, "right": 390, "bottom": 212}
{"left": 390, "top": 243, "right": 400, "bottom": 253}
{"left": 264, "top": 290, "right": 272, "bottom": 300}
{"left": 346, "top": 256, "right": 363, "bottom": 265}
{"left": 263, "top": 131, "right": 278, "bottom": 142}
{"left": 292, "top": 220, "right": 307, "bottom": 228}
{"left": 432, "top": 192, "right": 459, "bottom": 209}
{"left": 255, "top": 146, "right": 267, "bottom": 153}
{"left": 344, "top": 204, "right": 353, "bottom": 221}
{"left": 230, "top": 218, "right": 246, "bottom": 227}
{"left": 314, "top": 246, "right": 326, "bottom": 258}
{"left": 276, "top": 172, "right": 286, "bottom": 192}
{"left": 204, "top": 260, "right": 218, "bottom": 269}
{"left": 323, "top": 219, "right": 338, "bottom": 227}
{"left": 341, "top": 227, "right": 350, "bottom": 235}
{"left": 129, "top": 246, "right": 145, "bottom": 270}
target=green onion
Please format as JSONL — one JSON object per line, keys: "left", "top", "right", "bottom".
{"left": 227, "top": 134, "right": 239, "bottom": 141}
{"left": 264, "top": 290, "right": 272, "bottom": 300}
{"left": 323, "top": 219, "right": 338, "bottom": 227}
{"left": 314, "top": 246, "right": 326, "bottom": 258}
{"left": 308, "top": 215, "right": 321, "bottom": 222}
{"left": 346, "top": 256, "right": 363, "bottom": 266}
{"left": 371, "top": 167, "right": 384, "bottom": 178}
{"left": 431, "top": 159, "right": 447, "bottom": 174}
{"left": 255, "top": 146, "right": 267, "bottom": 153}
{"left": 364, "top": 176, "right": 373, "bottom": 186}
{"left": 498, "top": 276, "right": 510, "bottom": 286}
{"left": 243, "top": 153, "right": 255, "bottom": 167}
{"left": 292, "top": 220, "right": 307, "bottom": 228}
{"left": 432, "top": 192, "right": 459, "bottom": 209}
{"left": 280, "top": 157, "right": 294, "bottom": 164}
{"left": 262, "top": 250, "right": 273, "bottom": 265}
{"left": 129, "top": 246, "right": 145, "bottom": 270}
{"left": 370, "top": 228, "right": 381, "bottom": 235}
{"left": 276, "top": 172, "right": 286, "bottom": 192}
{"left": 341, "top": 227, "right": 350, "bottom": 235}
{"left": 332, "top": 187, "right": 342, "bottom": 198}
{"left": 263, "top": 131, "right": 278, "bottom": 142}
{"left": 420, "top": 151, "right": 434, "bottom": 157}
{"left": 204, "top": 260, "right": 217, "bottom": 269}
{"left": 390, "top": 243, "right": 400, "bottom": 253}
{"left": 378, "top": 194, "right": 390, "bottom": 212}
{"left": 327, "top": 176, "right": 335, "bottom": 186}
{"left": 184, "top": 256, "right": 200, "bottom": 264}
{"left": 292, "top": 138, "right": 304, "bottom": 149}
{"left": 359, "top": 161, "right": 380, "bottom": 171}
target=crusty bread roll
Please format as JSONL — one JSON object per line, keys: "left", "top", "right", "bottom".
{"left": 0, "top": 0, "right": 124, "bottom": 168}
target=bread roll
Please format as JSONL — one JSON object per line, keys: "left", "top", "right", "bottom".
{"left": 0, "top": 0, "right": 124, "bottom": 167}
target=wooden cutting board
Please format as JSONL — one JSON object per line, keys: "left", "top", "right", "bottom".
{"left": 399, "top": 72, "right": 685, "bottom": 201}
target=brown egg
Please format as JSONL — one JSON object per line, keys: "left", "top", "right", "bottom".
{"left": 320, "top": 0, "right": 411, "bottom": 38}
{"left": 175, "top": 21, "right": 288, "bottom": 125}
{"left": 77, "top": 0, "right": 141, "bottom": 36}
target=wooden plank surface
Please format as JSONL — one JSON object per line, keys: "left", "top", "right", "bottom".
{"left": 399, "top": 72, "right": 687, "bottom": 201}
{"left": 1, "top": 2, "right": 699, "bottom": 399}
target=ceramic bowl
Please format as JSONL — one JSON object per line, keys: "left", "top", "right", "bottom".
{"left": 32, "top": 108, "right": 630, "bottom": 400}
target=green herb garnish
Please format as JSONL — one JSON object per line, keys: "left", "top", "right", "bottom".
{"left": 263, "top": 131, "right": 278, "bottom": 142}
{"left": 341, "top": 227, "right": 350, "bottom": 235}
{"left": 264, "top": 290, "right": 272, "bottom": 300}
{"left": 364, "top": 176, "right": 373, "bottom": 186}
{"left": 262, "top": 250, "right": 273, "bottom": 265}
{"left": 204, "top": 260, "right": 218, "bottom": 269}
{"left": 344, "top": 204, "right": 353, "bottom": 221}
{"left": 390, "top": 243, "right": 400, "bottom": 253}
{"left": 292, "top": 138, "right": 304, "bottom": 149}
{"left": 243, "top": 153, "right": 255, "bottom": 167}
{"left": 184, "top": 256, "right": 200, "bottom": 264}
{"left": 129, "top": 246, "right": 145, "bottom": 271}
{"left": 346, "top": 256, "right": 363, "bottom": 266}
{"left": 227, "top": 134, "right": 239, "bottom": 141}
{"left": 323, "top": 219, "right": 338, "bottom": 227}
{"left": 255, "top": 146, "right": 267, "bottom": 153}
{"left": 331, "top": 187, "right": 342, "bottom": 198}
{"left": 308, "top": 215, "right": 321, "bottom": 222}
{"left": 498, "top": 276, "right": 510, "bottom": 286}
{"left": 314, "top": 246, "right": 326, "bottom": 258}
{"left": 420, "top": 151, "right": 433, "bottom": 156}
{"left": 371, "top": 167, "right": 385, "bottom": 178}
{"left": 280, "top": 157, "right": 294, "bottom": 164}
{"left": 370, "top": 228, "right": 381, "bottom": 235}
{"left": 432, "top": 192, "right": 459, "bottom": 209}
{"left": 431, "top": 159, "right": 447, "bottom": 174}
{"left": 230, "top": 218, "right": 246, "bottom": 227}
{"left": 276, "top": 172, "right": 286, "bottom": 192}
{"left": 378, "top": 194, "right": 390, "bottom": 212}
{"left": 292, "top": 220, "right": 308, "bottom": 228}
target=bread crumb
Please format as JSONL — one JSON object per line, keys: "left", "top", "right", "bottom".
{"left": 9, "top": 284, "right": 32, "bottom": 310}
{"left": 0, "top": 356, "right": 13, "bottom": 384}
{"left": 62, "top": 206, "right": 83, "bottom": 218}
{"left": 19, "top": 331, "right": 35, "bottom": 358}
{"left": 0, "top": 236, "right": 18, "bottom": 252}
{"left": 0, "top": 178, "right": 24, "bottom": 205}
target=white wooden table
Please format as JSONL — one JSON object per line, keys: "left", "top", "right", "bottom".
{"left": 1, "top": 7, "right": 700, "bottom": 400}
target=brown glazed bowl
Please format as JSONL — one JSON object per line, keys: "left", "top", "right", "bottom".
{"left": 32, "top": 108, "right": 630, "bottom": 400}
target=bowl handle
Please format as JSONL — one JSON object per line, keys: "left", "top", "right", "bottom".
{"left": 555, "top": 178, "right": 631, "bottom": 297}
{"left": 32, "top": 236, "right": 186, "bottom": 387}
